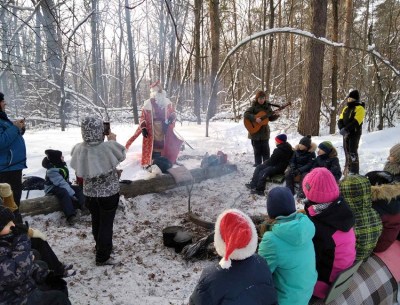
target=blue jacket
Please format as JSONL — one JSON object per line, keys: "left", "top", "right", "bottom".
{"left": 44, "top": 167, "right": 75, "bottom": 197}
{"left": 189, "top": 254, "right": 278, "bottom": 305}
{"left": 0, "top": 116, "right": 27, "bottom": 172}
{"left": 258, "top": 212, "right": 317, "bottom": 305}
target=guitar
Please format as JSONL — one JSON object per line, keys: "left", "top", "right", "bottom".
{"left": 244, "top": 101, "right": 291, "bottom": 135}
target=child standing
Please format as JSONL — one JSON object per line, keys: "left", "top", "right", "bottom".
{"left": 285, "top": 135, "right": 316, "bottom": 198}
{"left": 42, "top": 149, "right": 86, "bottom": 225}
{"left": 258, "top": 186, "right": 317, "bottom": 305}
{"left": 71, "top": 117, "right": 126, "bottom": 266}
{"left": 313, "top": 141, "right": 342, "bottom": 181}
{"left": 0, "top": 206, "right": 71, "bottom": 305}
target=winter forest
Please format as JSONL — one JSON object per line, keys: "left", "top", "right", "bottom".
{"left": 0, "top": 0, "right": 399, "bottom": 134}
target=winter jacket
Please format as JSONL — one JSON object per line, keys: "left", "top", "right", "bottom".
{"left": 42, "top": 158, "right": 75, "bottom": 197}
{"left": 70, "top": 117, "right": 126, "bottom": 198}
{"left": 189, "top": 254, "right": 278, "bottom": 305}
{"left": 0, "top": 234, "right": 48, "bottom": 305}
{"left": 313, "top": 147, "right": 342, "bottom": 181}
{"left": 305, "top": 198, "right": 356, "bottom": 299}
{"left": 288, "top": 144, "right": 316, "bottom": 175}
{"left": 337, "top": 100, "right": 365, "bottom": 136}
{"left": 0, "top": 112, "right": 27, "bottom": 173}
{"left": 263, "top": 142, "right": 293, "bottom": 173}
{"left": 340, "top": 175, "right": 382, "bottom": 261}
{"left": 244, "top": 101, "right": 274, "bottom": 140}
{"left": 258, "top": 212, "right": 317, "bottom": 305}
{"left": 371, "top": 183, "right": 400, "bottom": 252}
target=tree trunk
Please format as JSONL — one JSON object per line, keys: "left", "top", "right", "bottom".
{"left": 330, "top": 0, "right": 339, "bottom": 134}
{"left": 297, "top": 0, "right": 328, "bottom": 136}
{"left": 265, "top": 0, "right": 274, "bottom": 97}
{"left": 91, "top": 0, "right": 99, "bottom": 105}
{"left": 341, "top": 0, "right": 353, "bottom": 90}
{"left": 194, "top": 0, "right": 202, "bottom": 124}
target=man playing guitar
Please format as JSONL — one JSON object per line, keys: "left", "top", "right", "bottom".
{"left": 243, "top": 90, "right": 290, "bottom": 167}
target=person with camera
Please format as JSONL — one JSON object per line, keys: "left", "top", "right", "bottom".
{"left": 71, "top": 117, "right": 126, "bottom": 266}
{"left": 0, "top": 92, "right": 26, "bottom": 223}
{"left": 125, "top": 81, "right": 183, "bottom": 170}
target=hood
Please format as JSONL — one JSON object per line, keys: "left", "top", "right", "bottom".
{"left": 294, "top": 142, "right": 317, "bottom": 153}
{"left": 307, "top": 198, "right": 355, "bottom": 232}
{"left": 272, "top": 212, "right": 315, "bottom": 246}
{"left": 81, "top": 116, "right": 104, "bottom": 144}
{"left": 340, "top": 175, "right": 372, "bottom": 212}
{"left": 371, "top": 183, "right": 400, "bottom": 202}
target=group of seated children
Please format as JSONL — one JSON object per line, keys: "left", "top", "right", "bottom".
{"left": 191, "top": 143, "right": 400, "bottom": 305}
{"left": 246, "top": 134, "right": 342, "bottom": 199}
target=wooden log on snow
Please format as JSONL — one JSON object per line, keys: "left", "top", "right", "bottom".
{"left": 19, "top": 163, "right": 237, "bottom": 217}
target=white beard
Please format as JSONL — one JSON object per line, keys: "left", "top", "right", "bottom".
{"left": 150, "top": 90, "right": 168, "bottom": 108}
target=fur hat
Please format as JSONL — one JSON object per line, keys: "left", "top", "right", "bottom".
{"left": 383, "top": 143, "right": 400, "bottom": 176}
{"left": 303, "top": 168, "right": 339, "bottom": 203}
{"left": 299, "top": 135, "right": 312, "bottom": 149}
{"left": 318, "top": 141, "right": 333, "bottom": 154}
{"left": 45, "top": 149, "right": 63, "bottom": 166}
{"left": 266, "top": 187, "right": 296, "bottom": 219}
{"left": 275, "top": 134, "right": 287, "bottom": 144}
{"left": 347, "top": 89, "right": 360, "bottom": 101}
{"left": 0, "top": 206, "right": 15, "bottom": 232}
{"left": 214, "top": 209, "right": 258, "bottom": 269}
{"left": 389, "top": 144, "right": 400, "bottom": 164}
{"left": 0, "top": 92, "right": 4, "bottom": 102}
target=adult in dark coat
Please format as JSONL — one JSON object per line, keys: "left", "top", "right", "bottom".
{"left": 285, "top": 135, "right": 316, "bottom": 197}
{"left": 189, "top": 209, "right": 277, "bottom": 305}
{"left": 246, "top": 134, "right": 293, "bottom": 195}
{"left": 313, "top": 141, "right": 342, "bottom": 181}
{"left": 337, "top": 89, "right": 365, "bottom": 175}
{"left": 243, "top": 90, "right": 275, "bottom": 166}
{"left": 0, "top": 92, "right": 26, "bottom": 223}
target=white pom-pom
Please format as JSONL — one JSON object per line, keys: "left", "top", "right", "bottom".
{"left": 219, "top": 258, "right": 232, "bottom": 269}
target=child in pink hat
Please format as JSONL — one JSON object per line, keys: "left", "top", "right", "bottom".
{"left": 302, "top": 168, "right": 356, "bottom": 299}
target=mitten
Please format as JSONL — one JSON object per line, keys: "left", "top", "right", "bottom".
{"left": 28, "top": 228, "right": 47, "bottom": 241}
{"left": 141, "top": 128, "right": 149, "bottom": 138}
{"left": 11, "top": 222, "right": 29, "bottom": 236}
{"left": 340, "top": 128, "right": 349, "bottom": 136}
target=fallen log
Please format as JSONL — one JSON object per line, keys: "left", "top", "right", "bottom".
{"left": 19, "top": 163, "right": 237, "bottom": 217}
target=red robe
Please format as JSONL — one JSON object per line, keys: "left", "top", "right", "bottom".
{"left": 125, "top": 96, "right": 183, "bottom": 166}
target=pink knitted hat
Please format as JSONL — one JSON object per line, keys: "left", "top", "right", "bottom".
{"left": 302, "top": 168, "right": 339, "bottom": 203}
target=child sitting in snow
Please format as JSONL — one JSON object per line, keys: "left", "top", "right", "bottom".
{"left": 285, "top": 135, "right": 316, "bottom": 198}
{"left": 312, "top": 141, "right": 342, "bottom": 181}
{"left": 0, "top": 205, "right": 71, "bottom": 305}
{"left": 42, "top": 149, "right": 87, "bottom": 225}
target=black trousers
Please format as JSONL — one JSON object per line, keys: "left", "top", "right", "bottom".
{"left": 251, "top": 139, "right": 270, "bottom": 166}
{"left": 30, "top": 238, "right": 65, "bottom": 276}
{"left": 86, "top": 193, "right": 119, "bottom": 263}
{"left": 285, "top": 171, "right": 307, "bottom": 198}
{"left": 27, "top": 288, "right": 71, "bottom": 305}
{"left": 343, "top": 133, "right": 361, "bottom": 174}
{"left": 250, "top": 163, "right": 281, "bottom": 191}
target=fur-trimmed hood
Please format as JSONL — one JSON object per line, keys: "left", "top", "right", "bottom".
{"left": 294, "top": 142, "right": 317, "bottom": 153}
{"left": 371, "top": 183, "right": 400, "bottom": 202}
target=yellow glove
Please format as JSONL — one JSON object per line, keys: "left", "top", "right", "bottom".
{"left": 0, "top": 183, "right": 18, "bottom": 212}
{"left": 28, "top": 228, "right": 47, "bottom": 241}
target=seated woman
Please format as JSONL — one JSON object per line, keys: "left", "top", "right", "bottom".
{"left": 246, "top": 134, "right": 293, "bottom": 195}
{"left": 313, "top": 141, "right": 342, "bottom": 181}
{"left": 302, "top": 168, "right": 356, "bottom": 299}
{"left": 285, "top": 135, "right": 316, "bottom": 198}
{"left": 189, "top": 209, "right": 277, "bottom": 305}
{"left": 340, "top": 175, "right": 382, "bottom": 261}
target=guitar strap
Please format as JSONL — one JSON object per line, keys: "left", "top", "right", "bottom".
{"left": 268, "top": 103, "right": 281, "bottom": 108}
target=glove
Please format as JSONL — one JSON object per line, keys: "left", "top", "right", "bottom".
{"left": 141, "top": 128, "right": 148, "bottom": 138}
{"left": 11, "top": 222, "right": 29, "bottom": 236}
{"left": 29, "top": 228, "right": 47, "bottom": 241}
{"left": 340, "top": 128, "right": 349, "bottom": 136}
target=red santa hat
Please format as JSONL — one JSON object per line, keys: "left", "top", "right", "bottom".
{"left": 214, "top": 209, "right": 258, "bottom": 269}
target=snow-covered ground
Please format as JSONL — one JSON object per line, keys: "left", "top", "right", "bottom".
{"left": 21, "top": 120, "right": 400, "bottom": 304}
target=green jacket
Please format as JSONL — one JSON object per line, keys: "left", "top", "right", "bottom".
{"left": 244, "top": 101, "right": 273, "bottom": 140}
{"left": 340, "top": 175, "right": 383, "bottom": 261}
{"left": 258, "top": 212, "right": 317, "bottom": 305}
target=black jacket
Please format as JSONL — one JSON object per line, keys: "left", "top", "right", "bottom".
{"left": 189, "top": 254, "right": 278, "bottom": 305}
{"left": 313, "top": 148, "right": 342, "bottom": 181}
{"left": 264, "top": 142, "right": 293, "bottom": 172}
